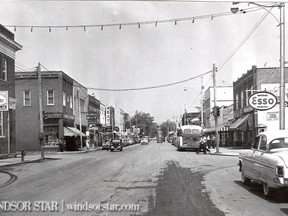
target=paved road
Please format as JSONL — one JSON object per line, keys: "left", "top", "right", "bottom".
{"left": 0, "top": 141, "right": 287, "bottom": 216}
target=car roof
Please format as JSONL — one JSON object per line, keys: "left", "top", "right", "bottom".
{"left": 258, "top": 130, "right": 288, "bottom": 143}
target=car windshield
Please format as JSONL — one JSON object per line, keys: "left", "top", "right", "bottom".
{"left": 269, "top": 138, "right": 288, "bottom": 150}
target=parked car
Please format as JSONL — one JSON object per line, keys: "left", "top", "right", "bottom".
{"left": 239, "top": 130, "right": 288, "bottom": 197}
{"left": 128, "top": 138, "right": 134, "bottom": 145}
{"left": 122, "top": 138, "right": 130, "bottom": 147}
{"left": 157, "top": 137, "right": 164, "bottom": 143}
{"left": 109, "top": 138, "right": 123, "bottom": 151}
{"left": 102, "top": 140, "right": 111, "bottom": 150}
{"left": 171, "top": 136, "right": 177, "bottom": 146}
{"left": 141, "top": 137, "right": 149, "bottom": 145}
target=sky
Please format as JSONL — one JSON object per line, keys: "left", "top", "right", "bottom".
{"left": 1, "top": 1, "right": 285, "bottom": 124}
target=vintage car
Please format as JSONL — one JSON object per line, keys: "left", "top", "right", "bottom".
{"left": 141, "top": 137, "right": 149, "bottom": 145}
{"left": 239, "top": 130, "right": 288, "bottom": 197}
{"left": 109, "top": 138, "right": 123, "bottom": 151}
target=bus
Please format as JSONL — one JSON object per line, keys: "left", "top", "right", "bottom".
{"left": 176, "top": 124, "right": 203, "bottom": 151}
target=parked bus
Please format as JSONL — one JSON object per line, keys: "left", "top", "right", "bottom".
{"left": 176, "top": 124, "right": 203, "bottom": 151}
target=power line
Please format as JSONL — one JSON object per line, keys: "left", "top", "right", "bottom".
{"left": 218, "top": 7, "right": 272, "bottom": 71}
{"left": 87, "top": 70, "right": 212, "bottom": 91}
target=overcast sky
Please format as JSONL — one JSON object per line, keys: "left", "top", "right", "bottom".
{"left": 1, "top": 1, "right": 285, "bottom": 123}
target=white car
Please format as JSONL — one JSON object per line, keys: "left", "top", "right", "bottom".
{"left": 239, "top": 130, "right": 288, "bottom": 197}
{"left": 141, "top": 138, "right": 149, "bottom": 145}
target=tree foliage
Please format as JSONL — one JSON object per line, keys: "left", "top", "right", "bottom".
{"left": 131, "top": 111, "right": 157, "bottom": 137}
{"left": 159, "top": 120, "right": 177, "bottom": 138}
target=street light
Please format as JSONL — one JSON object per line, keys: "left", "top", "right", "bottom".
{"left": 231, "top": 2, "right": 285, "bottom": 130}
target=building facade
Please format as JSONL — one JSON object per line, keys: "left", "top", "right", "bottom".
{"left": 87, "top": 94, "right": 100, "bottom": 147}
{"left": 203, "top": 86, "right": 233, "bottom": 130}
{"left": 15, "top": 71, "right": 86, "bottom": 151}
{"left": 231, "top": 66, "right": 288, "bottom": 147}
{"left": 0, "top": 25, "right": 22, "bottom": 156}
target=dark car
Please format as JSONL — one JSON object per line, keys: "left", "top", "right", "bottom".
{"left": 110, "top": 138, "right": 123, "bottom": 151}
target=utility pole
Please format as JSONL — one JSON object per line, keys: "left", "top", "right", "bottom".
{"left": 212, "top": 63, "right": 219, "bottom": 153}
{"left": 77, "top": 85, "right": 83, "bottom": 149}
{"left": 201, "top": 76, "right": 204, "bottom": 127}
{"left": 279, "top": 3, "right": 286, "bottom": 130}
{"left": 37, "top": 63, "right": 44, "bottom": 159}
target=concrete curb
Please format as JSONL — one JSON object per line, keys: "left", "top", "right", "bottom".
{"left": 210, "top": 152, "right": 239, "bottom": 157}
{"left": 0, "top": 148, "right": 100, "bottom": 167}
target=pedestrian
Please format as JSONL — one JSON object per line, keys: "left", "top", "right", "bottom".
{"left": 86, "top": 139, "right": 90, "bottom": 151}
{"left": 197, "top": 135, "right": 209, "bottom": 154}
{"left": 207, "top": 135, "right": 211, "bottom": 148}
{"left": 212, "top": 135, "right": 216, "bottom": 148}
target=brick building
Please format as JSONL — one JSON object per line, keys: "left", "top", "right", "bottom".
{"left": 0, "top": 24, "right": 22, "bottom": 156}
{"left": 15, "top": 71, "right": 85, "bottom": 151}
{"left": 231, "top": 65, "right": 288, "bottom": 147}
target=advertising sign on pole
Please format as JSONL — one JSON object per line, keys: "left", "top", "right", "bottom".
{"left": 0, "top": 91, "right": 8, "bottom": 111}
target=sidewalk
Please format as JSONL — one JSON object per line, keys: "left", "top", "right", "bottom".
{"left": 0, "top": 147, "right": 100, "bottom": 167}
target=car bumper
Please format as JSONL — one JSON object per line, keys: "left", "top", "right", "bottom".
{"left": 110, "top": 145, "right": 122, "bottom": 150}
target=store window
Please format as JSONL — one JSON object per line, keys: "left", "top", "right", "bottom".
{"left": 63, "top": 91, "right": 66, "bottom": 106}
{"left": 1, "top": 58, "right": 7, "bottom": 81}
{"left": 23, "top": 90, "right": 31, "bottom": 106}
{"left": 69, "top": 95, "right": 73, "bottom": 109}
{"left": 47, "top": 90, "right": 54, "bottom": 105}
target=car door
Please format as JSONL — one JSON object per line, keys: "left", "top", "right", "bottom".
{"left": 252, "top": 135, "right": 267, "bottom": 181}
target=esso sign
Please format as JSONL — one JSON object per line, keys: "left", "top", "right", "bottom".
{"left": 248, "top": 91, "right": 277, "bottom": 111}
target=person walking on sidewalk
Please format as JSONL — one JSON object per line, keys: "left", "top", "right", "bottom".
{"left": 212, "top": 135, "right": 216, "bottom": 148}
{"left": 207, "top": 135, "right": 211, "bottom": 148}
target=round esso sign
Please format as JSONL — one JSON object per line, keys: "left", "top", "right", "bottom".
{"left": 248, "top": 91, "right": 277, "bottom": 111}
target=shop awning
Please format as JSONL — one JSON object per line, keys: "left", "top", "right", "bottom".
{"left": 64, "top": 127, "right": 77, "bottom": 137}
{"left": 229, "top": 114, "right": 251, "bottom": 130}
{"left": 66, "top": 127, "right": 86, "bottom": 137}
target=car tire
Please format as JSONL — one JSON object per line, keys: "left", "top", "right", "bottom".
{"left": 110, "top": 149, "right": 114, "bottom": 152}
{"left": 241, "top": 167, "right": 251, "bottom": 184}
{"left": 262, "top": 182, "right": 274, "bottom": 197}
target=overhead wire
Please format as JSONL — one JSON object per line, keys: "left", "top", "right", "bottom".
{"left": 4, "top": 6, "right": 263, "bottom": 32}
{"left": 217, "top": 7, "right": 273, "bottom": 71}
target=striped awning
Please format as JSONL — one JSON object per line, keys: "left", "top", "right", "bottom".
{"left": 66, "top": 127, "right": 86, "bottom": 137}
{"left": 64, "top": 127, "right": 77, "bottom": 137}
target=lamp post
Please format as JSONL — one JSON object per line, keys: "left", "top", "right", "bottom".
{"left": 231, "top": 2, "right": 285, "bottom": 130}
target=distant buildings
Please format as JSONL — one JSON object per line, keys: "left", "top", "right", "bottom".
{"left": 0, "top": 25, "right": 22, "bottom": 157}
{"left": 183, "top": 66, "right": 288, "bottom": 147}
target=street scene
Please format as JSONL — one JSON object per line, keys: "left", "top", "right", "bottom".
{"left": 1, "top": 142, "right": 287, "bottom": 216}
{"left": 1, "top": 1, "right": 288, "bottom": 216}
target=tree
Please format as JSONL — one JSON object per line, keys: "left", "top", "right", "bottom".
{"left": 159, "top": 120, "right": 177, "bottom": 138}
{"left": 131, "top": 111, "right": 156, "bottom": 137}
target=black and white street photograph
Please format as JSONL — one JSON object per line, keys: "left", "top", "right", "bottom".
{"left": 1, "top": 1, "right": 288, "bottom": 215}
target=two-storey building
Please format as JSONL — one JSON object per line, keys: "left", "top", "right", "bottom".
{"left": 15, "top": 71, "right": 86, "bottom": 151}
{"left": 231, "top": 65, "right": 288, "bottom": 147}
